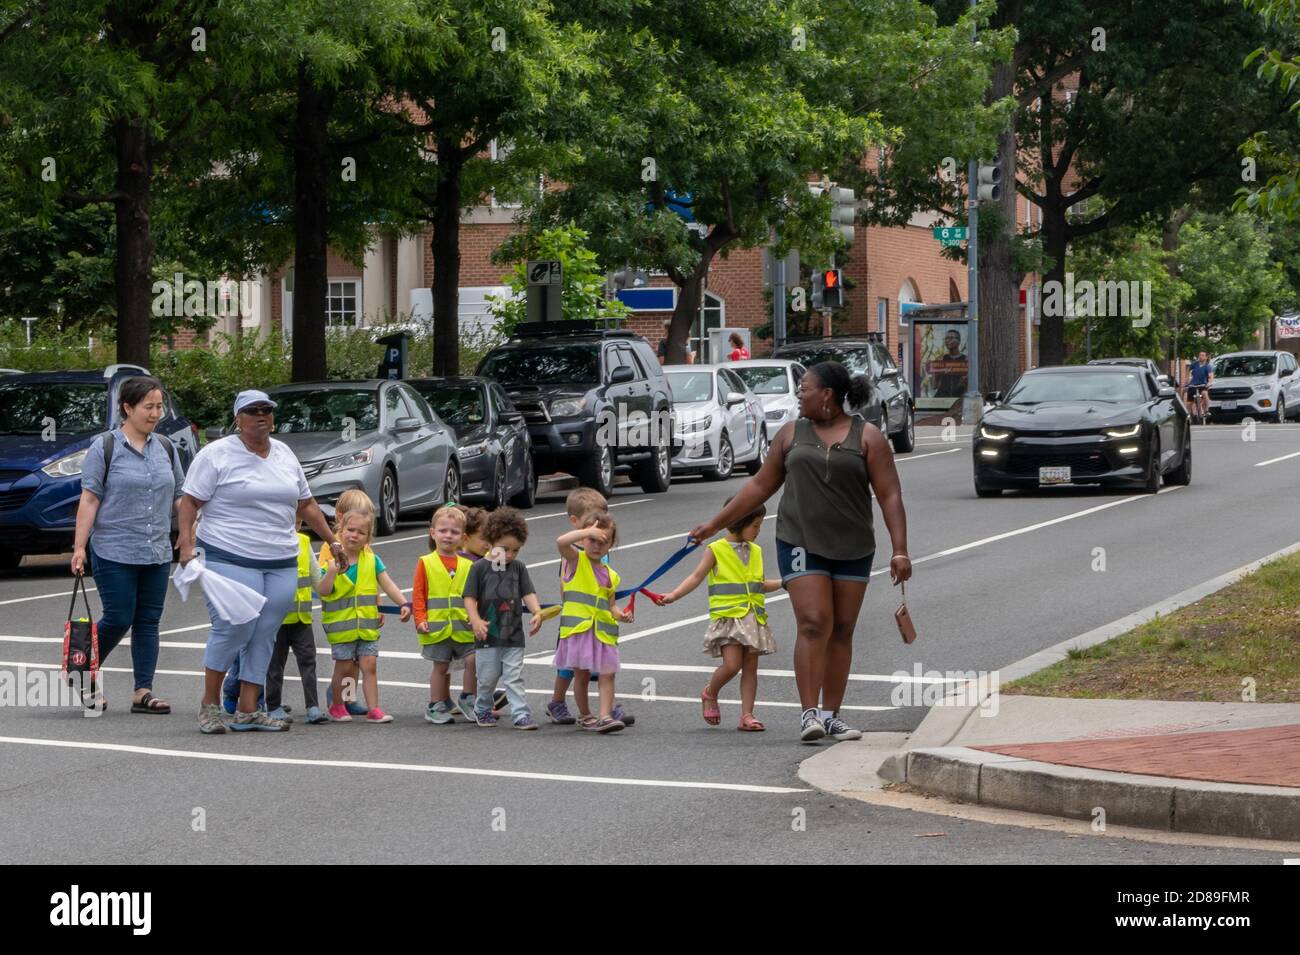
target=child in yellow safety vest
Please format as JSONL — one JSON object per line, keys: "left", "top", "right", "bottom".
{"left": 265, "top": 523, "right": 328, "bottom": 724}
{"left": 652, "top": 499, "right": 782, "bottom": 732}
{"left": 317, "top": 496, "right": 411, "bottom": 724}
{"left": 413, "top": 505, "right": 478, "bottom": 724}
{"left": 555, "top": 513, "right": 634, "bottom": 733}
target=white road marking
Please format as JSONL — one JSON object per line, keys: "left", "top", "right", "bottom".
{"left": 1254, "top": 449, "right": 1300, "bottom": 467}
{"left": 896, "top": 448, "right": 962, "bottom": 461}
{"left": 0, "top": 584, "right": 99, "bottom": 607}
{"left": 0, "top": 659, "right": 894, "bottom": 713}
{"left": 0, "top": 734, "right": 808, "bottom": 794}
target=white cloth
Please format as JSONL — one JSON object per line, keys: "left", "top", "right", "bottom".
{"left": 181, "top": 435, "right": 312, "bottom": 561}
{"left": 172, "top": 557, "right": 267, "bottom": 625}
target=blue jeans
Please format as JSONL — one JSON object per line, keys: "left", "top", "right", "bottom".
{"left": 89, "top": 552, "right": 169, "bottom": 692}
{"left": 201, "top": 561, "right": 297, "bottom": 691}
{"left": 221, "top": 653, "right": 266, "bottom": 708}
{"left": 475, "top": 646, "right": 529, "bottom": 722}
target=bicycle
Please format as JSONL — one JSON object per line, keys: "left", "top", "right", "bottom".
{"left": 1185, "top": 383, "right": 1210, "bottom": 426}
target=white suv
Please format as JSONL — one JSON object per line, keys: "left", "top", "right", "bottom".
{"left": 1208, "top": 350, "right": 1300, "bottom": 422}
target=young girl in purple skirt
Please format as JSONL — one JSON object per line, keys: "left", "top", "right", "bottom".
{"left": 554, "top": 513, "right": 633, "bottom": 733}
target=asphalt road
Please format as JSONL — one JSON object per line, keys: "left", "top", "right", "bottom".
{"left": 2, "top": 424, "right": 1298, "bottom": 863}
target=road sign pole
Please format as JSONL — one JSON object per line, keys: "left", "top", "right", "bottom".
{"left": 961, "top": 0, "right": 982, "bottom": 426}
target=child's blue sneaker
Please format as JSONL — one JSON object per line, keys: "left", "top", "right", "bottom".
{"left": 426, "top": 700, "right": 455, "bottom": 725}
{"left": 457, "top": 693, "right": 478, "bottom": 721}
{"left": 610, "top": 704, "right": 635, "bottom": 726}
{"left": 221, "top": 695, "right": 237, "bottom": 715}
{"left": 513, "top": 715, "right": 539, "bottom": 731}
{"left": 304, "top": 706, "right": 328, "bottom": 725}
{"left": 326, "top": 686, "right": 368, "bottom": 716}
{"left": 546, "top": 699, "right": 576, "bottom": 725}
{"left": 267, "top": 705, "right": 293, "bottom": 724}
{"left": 474, "top": 709, "right": 498, "bottom": 727}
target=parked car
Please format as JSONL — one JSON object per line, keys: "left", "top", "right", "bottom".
{"left": 771, "top": 335, "right": 915, "bottom": 452}
{"left": 476, "top": 321, "right": 675, "bottom": 498}
{"left": 663, "top": 364, "right": 768, "bottom": 480}
{"left": 973, "top": 365, "right": 1190, "bottom": 496}
{"left": 1207, "top": 350, "right": 1300, "bottom": 423}
{"left": 728, "top": 359, "right": 806, "bottom": 440}
{"left": 211, "top": 380, "right": 460, "bottom": 536}
{"left": 1087, "top": 357, "right": 1174, "bottom": 389}
{"left": 406, "top": 376, "right": 536, "bottom": 509}
{"left": 0, "top": 365, "right": 199, "bottom": 570}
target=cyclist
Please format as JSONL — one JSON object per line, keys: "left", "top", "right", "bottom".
{"left": 1184, "top": 351, "right": 1214, "bottom": 421}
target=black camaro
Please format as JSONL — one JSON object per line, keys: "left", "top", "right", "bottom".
{"left": 973, "top": 365, "right": 1191, "bottom": 496}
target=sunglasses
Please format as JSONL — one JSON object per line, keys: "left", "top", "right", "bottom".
{"left": 240, "top": 405, "right": 275, "bottom": 416}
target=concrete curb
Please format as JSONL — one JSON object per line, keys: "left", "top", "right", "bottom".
{"left": 869, "top": 540, "right": 1300, "bottom": 839}
{"left": 895, "top": 747, "right": 1300, "bottom": 842}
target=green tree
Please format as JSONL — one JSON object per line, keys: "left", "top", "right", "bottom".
{"left": 1236, "top": 0, "right": 1300, "bottom": 221}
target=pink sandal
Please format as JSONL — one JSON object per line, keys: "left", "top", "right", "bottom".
{"left": 701, "top": 687, "right": 721, "bottom": 726}
{"left": 738, "top": 713, "right": 765, "bottom": 732}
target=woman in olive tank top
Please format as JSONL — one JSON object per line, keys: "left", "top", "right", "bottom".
{"left": 690, "top": 361, "right": 912, "bottom": 743}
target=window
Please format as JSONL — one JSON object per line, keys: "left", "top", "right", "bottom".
{"left": 874, "top": 344, "right": 897, "bottom": 375}
{"left": 384, "top": 385, "right": 418, "bottom": 426}
{"left": 721, "top": 368, "right": 746, "bottom": 396}
{"left": 619, "top": 345, "right": 646, "bottom": 380}
{"left": 270, "top": 389, "right": 379, "bottom": 433}
{"left": 489, "top": 139, "right": 521, "bottom": 209}
{"left": 326, "top": 280, "right": 360, "bottom": 327}
{"left": 400, "top": 385, "right": 436, "bottom": 425}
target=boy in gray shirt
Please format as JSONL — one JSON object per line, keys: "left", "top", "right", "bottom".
{"left": 464, "top": 508, "right": 544, "bottom": 728}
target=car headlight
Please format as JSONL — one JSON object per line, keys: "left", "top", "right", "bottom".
{"left": 459, "top": 441, "right": 489, "bottom": 459}
{"left": 318, "top": 448, "right": 373, "bottom": 473}
{"left": 680, "top": 415, "right": 712, "bottom": 434}
{"left": 979, "top": 425, "right": 1012, "bottom": 441}
{"left": 549, "top": 397, "right": 586, "bottom": 418}
{"left": 765, "top": 408, "right": 786, "bottom": 421}
{"left": 42, "top": 448, "right": 88, "bottom": 478}
{"left": 1102, "top": 424, "right": 1141, "bottom": 439}
{"left": 1254, "top": 383, "right": 1271, "bottom": 392}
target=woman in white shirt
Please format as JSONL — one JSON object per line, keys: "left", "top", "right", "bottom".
{"left": 177, "top": 390, "right": 346, "bottom": 734}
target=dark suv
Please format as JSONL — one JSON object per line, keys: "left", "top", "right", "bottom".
{"left": 476, "top": 322, "right": 675, "bottom": 497}
{"left": 772, "top": 334, "right": 916, "bottom": 452}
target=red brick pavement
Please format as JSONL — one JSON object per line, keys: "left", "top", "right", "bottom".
{"left": 973, "top": 724, "right": 1300, "bottom": 788}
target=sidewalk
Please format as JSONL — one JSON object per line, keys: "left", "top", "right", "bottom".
{"left": 870, "top": 695, "right": 1300, "bottom": 841}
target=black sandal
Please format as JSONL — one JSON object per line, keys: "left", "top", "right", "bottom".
{"left": 130, "top": 691, "right": 171, "bottom": 714}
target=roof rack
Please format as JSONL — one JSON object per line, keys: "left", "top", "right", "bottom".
{"left": 103, "top": 363, "right": 150, "bottom": 379}
{"left": 513, "top": 320, "right": 638, "bottom": 340}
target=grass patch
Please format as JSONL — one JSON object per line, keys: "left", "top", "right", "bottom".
{"left": 1003, "top": 551, "right": 1300, "bottom": 703}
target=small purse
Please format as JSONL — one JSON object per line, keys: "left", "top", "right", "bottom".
{"left": 894, "top": 579, "right": 917, "bottom": 644}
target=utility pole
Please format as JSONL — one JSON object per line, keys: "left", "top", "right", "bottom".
{"left": 961, "top": 0, "right": 981, "bottom": 426}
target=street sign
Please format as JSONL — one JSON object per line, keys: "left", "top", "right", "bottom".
{"left": 527, "top": 260, "right": 562, "bottom": 286}
{"left": 933, "top": 226, "right": 968, "bottom": 242}
{"left": 940, "top": 238, "right": 964, "bottom": 248}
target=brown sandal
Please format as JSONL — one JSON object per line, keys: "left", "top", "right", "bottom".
{"left": 738, "top": 713, "right": 765, "bottom": 732}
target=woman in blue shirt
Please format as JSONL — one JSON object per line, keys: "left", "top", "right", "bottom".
{"left": 71, "top": 377, "right": 185, "bottom": 714}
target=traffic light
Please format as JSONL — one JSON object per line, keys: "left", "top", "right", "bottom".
{"left": 811, "top": 270, "right": 824, "bottom": 310}
{"left": 611, "top": 267, "right": 648, "bottom": 291}
{"left": 821, "top": 268, "right": 844, "bottom": 308}
{"left": 975, "top": 153, "right": 1002, "bottom": 202}
{"left": 830, "top": 187, "right": 856, "bottom": 243}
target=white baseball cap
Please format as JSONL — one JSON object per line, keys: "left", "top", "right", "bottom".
{"left": 233, "top": 389, "right": 277, "bottom": 415}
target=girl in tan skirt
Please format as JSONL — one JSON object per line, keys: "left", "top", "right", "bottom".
{"left": 652, "top": 499, "right": 782, "bottom": 731}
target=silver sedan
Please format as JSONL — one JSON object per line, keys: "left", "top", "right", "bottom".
{"left": 664, "top": 364, "right": 768, "bottom": 480}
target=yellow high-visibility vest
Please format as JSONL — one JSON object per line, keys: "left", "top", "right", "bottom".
{"left": 559, "top": 550, "right": 621, "bottom": 646}
{"left": 282, "top": 533, "right": 314, "bottom": 625}
{"left": 706, "top": 539, "right": 767, "bottom": 626}
{"left": 319, "top": 549, "right": 380, "bottom": 644}
{"left": 418, "top": 552, "right": 473, "bottom": 645}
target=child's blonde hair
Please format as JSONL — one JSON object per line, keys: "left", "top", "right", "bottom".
{"left": 565, "top": 487, "right": 608, "bottom": 521}
{"left": 429, "top": 504, "right": 467, "bottom": 551}
{"left": 333, "top": 489, "right": 376, "bottom": 546}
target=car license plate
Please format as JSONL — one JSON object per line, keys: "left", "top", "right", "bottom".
{"left": 1039, "top": 466, "right": 1071, "bottom": 485}
{"left": 1220, "top": 400, "right": 1237, "bottom": 410}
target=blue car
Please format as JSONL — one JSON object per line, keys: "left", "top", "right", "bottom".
{"left": 0, "top": 365, "right": 199, "bottom": 571}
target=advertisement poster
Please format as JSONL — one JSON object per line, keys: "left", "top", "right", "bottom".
{"left": 913, "top": 321, "right": 969, "bottom": 408}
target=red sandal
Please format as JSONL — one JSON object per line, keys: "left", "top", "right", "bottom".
{"left": 701, "top": 687, "right": 721, "bottom": 726}
{"left": 738, "top": 713, "right": 765, "bottom": 732}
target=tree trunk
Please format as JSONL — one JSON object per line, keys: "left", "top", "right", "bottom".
{"left": 667, "top": 251, "right": 714, "bottom": 365}
{"left": 112, "top": 119, "right": 154, "bottom": 367}
{"left": 1039, "top": 208, "right": 1069, "bottom": 365}
{"left": 1160, "top": 207, "right": 1190, "bottom": 378}
{"left": 291, "top": 64, "right": 334, "bottom": 383}
{"left": 430, "top": 136, "right": 463, "bottom": 376}
{"left": 977, "top": 92, "right": 1023, "bottom": 392}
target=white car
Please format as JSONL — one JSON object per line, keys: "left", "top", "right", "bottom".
{"left": 1207, "top": 350, "right": 1300, "bottom": 423}
{"left": 728, "top": 359, "right": 807, "bottom": 440}
{"left": 664, "top": 364, "right": 768, "bottom": 480}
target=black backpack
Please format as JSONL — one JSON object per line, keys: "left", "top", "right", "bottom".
{"left": 101, "top": 430, "right": 178, "bottom": 473}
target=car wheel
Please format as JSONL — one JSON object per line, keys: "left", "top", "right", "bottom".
{"left": 1142, "top": 437, "right": 1161, "bottom": 494}
{"left": 1165, "top": 425, "right": 1192, "bottom": 486}
{"left": 890, "top": 406, "right": 916, "bottom": 453}
{"left": 0, "top": 551, "right": 22, "bottom": 572}
{"left": 509, "top": 452, "right": 537, "bottom": 509}
{"left": 706, "top": 434, "right": 734, "bottom": 481}
{"left": 745, "top": 431, "right": 768, "bottom": 475}
{"left": 443, "top": 462, "right": 461, "bottom": 507}
{"left": 637, "top": 441, "right": 672, "bottom": 493}
{"left": 974, "top": 475, "right": 1002, "bottom": 498}
{"left": 1274, "top": 396, "right": 1286, "bottom": 424}
{"left": 378, "top": 467, "right": 400, "bottom": 536}
{"left": 491, "top": 458, "right": 507, "bottom": 509}
{"left": 578, "top": 441, "right": 615, "bottom": 497}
